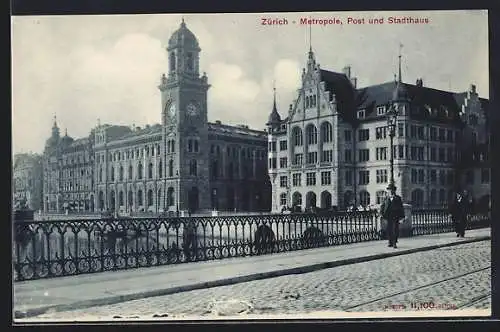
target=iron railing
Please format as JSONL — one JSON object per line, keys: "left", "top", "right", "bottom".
{"left": 12, "top": 209, "right": 490, "bottom": 282}
{"left": 13, "top": 211, "right": 379, "bottom": 281}
{"left": 411, "top": 209, "right": 490, "bottom": 236}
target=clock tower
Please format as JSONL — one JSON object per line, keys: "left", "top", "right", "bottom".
{"left": 158, "top": 19, "right": 211, "bottom": 213}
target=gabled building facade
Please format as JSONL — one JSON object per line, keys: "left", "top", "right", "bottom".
{"left": 267, "top": 47, "right": 490, "bottom": 212}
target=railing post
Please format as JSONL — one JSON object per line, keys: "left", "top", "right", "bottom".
{"left": 400, "top": 204, "right": 413, "bottom": 237}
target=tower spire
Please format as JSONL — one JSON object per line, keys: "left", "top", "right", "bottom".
{"left": 52, "top": 114, "right": 57, "bottom": 128}
{"left": 398, "top": 43, "right": 403, "bottom": 83}
{"left": 309, "top": 20, "right": 312, "bottom": 52}
{"left": 273, "top": 80, "right": 277, "bottom": 110}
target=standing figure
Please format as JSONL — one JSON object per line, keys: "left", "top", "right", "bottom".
{"left": 380, "top": 183, "right": 405, "bottom": 249}
{"left": 449, "top": 190, "right": 469, "bottom": 237}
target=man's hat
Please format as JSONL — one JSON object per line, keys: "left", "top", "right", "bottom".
{"left": 387, "top": 183, "right": 397, "bottom": 191}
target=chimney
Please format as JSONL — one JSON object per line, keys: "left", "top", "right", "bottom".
{"left": 416, "top": 78, "right": 423, "bottom": 87}
{"left": 343, "top": 66, "right": 351, "bottom": 79}
{"left": 350, "top": 77, "right": 357, "bottom": 88}
{"left": 470, "top": 84, "right": 477, "bottom": 94}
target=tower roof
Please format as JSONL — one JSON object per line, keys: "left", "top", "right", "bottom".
{"left": 267, "top": 83, "right": 281, "bottom": 125}
{"left": 167, "top": 18, "right": 200, "bottom": 51}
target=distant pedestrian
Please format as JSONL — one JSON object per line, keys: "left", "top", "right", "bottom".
{"left": 380, "top": 183, "right": 405, "bottom": 249}
{"left": 449, "top": 190, "right": 469, "bottom": 238}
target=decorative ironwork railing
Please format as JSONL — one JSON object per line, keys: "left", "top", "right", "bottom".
{"left": 13, "top": 212, "right": 379, "bottom": 281}
{"left": 12, "top": 209, "right": 490, "bottom": 282}
{"left": 411, "top": 209, "right": 490, "bottom": 236}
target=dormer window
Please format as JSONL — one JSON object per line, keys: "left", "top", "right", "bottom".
{"left": 376, "top": 106, "right": 386, "bottom": 116}
{"left": 357, "top": 109, "right": 365, "bottom": 119}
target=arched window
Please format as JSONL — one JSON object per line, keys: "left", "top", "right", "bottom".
{"left": 292, "top": 127, "right": 303, "bottom": 146}
{"left": 110, "top": 167, "right": 115, "bottom": 181}
{"left": 99, "top": 167, "right": 103, "bottom": 182}
{"left": 128, "top": 165, "right": 133, "bottom": 180}
{"left": 321, "top": 122, "right": 333, "bottom": 143}
{"left": 292, "top": 192, "right": 302, "bottom": 207}
{"left": 137, "top": 162, "right": 143, "bottom": 180}
{"left": 411, "top": 189, "right": 424, "bottom": 208}
{"left": 158, "top": 160, "right": 163, "bottom": 178}
{"left": 359, "top": 191, "right": 370, "bottom": 207}
{"left": 147, "top": 189, "right": 154, "bottom": 207}
{"left": 119, "top": 166, "right": 124, "bottom": 181}
{"left": 306, "top": 124, "right": 318, "bottom": 145}
{"left": 167, "top": 187, "right": 175, "bottom": 206}
{"left": 148, "top": 162, "right": 153, "bottom": 179}
{"left": 189, "top": 159, "right": 197, "bottom": 176}
{"left": 118, "top": 191, "right": 124, "bottom": 206}
{"left": 137, "top": 189, "right": 143, "bottom": 206}
{"left": 305, "top": 95, "right": 310, "bottom": 108}
{"left": 169, "top": 52, "right": 176, "bottom": 72}
{"left": 344, "top": 191, "right": 354, "bottom": 208}
{"left": 168, "top": 159, "right": 174, "bottom": 177}
{"left": 157, "top": 188, "right": 162, "bottom": 209}
{"left": 128, "top": 190, "right": 133, "bottom": 208}
{"left": 186, "top": 52, "right": 194, "bottom": 71}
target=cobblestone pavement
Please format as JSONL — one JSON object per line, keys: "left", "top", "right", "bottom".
{"left": 33, "top": 241, "right": 490, "bottom": 319}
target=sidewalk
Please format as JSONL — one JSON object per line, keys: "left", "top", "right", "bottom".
{"left": 13, "top": 228, "right": 491, "bottom": 318}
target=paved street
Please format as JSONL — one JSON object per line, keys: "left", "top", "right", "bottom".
{"left": 30, "top": 240, "right": 490, "bottom": 320}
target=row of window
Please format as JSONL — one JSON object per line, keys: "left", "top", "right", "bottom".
{"left": 345, "top": 125, "right": 458, "bottom": 143}
{"left": 346, "top": 145, "right": 457, "bottom": 163}
{"left": 283, "top": 171, "right": 333, "bottom": 187}
{"left": 279, "top": 188, "right": 454, "bottom": 209}
{"left": 61, "top": 152, "right": 92, "bottom": 166}
{"left": 291, "top": 122, "right": 334, "bottom": 146}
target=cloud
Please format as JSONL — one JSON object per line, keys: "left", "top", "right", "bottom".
{"left": 11, "top": 12, "right": 489, "bottom": 154}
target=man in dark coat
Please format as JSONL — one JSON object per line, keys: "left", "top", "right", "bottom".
{"left": 380, "top": 183, "right": 405, "bottom": 249}
{"left": 449, "top": 190, "right": 469, "bottom": 237}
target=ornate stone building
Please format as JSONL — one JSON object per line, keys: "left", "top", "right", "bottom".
{"left": 42, "top": 117, "right": 95, "bottom": 212}
{"left": 42, "top": 20, "right": 270, "bottom": 214}
{"left": 267, "top": 47, "right": 490, "bottom": 212}
{"left": 13, "top": 153, "right": 43, "bottom": 211}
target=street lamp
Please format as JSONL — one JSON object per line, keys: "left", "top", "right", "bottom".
{"left": 386, "top": 101, "right": 399, "bottom": 189}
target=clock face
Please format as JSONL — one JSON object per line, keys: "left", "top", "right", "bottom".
{"left": 187, "top": 103, "right": 198, "bottom": 116}
{"left": 168, "top": 103, "right": 176, "bottom": 117}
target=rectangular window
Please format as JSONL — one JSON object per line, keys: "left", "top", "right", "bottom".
{"left": 358, "top": 149, "right": 370, "bottom": 162}
{"left": 376, "top": 147, "right": 388, "bottom": 160}
{"left": 438, "top": 148, "right": 445, "bottom": 162}
{"left": 344, "top": 149, "right": 352, "bottom": 162}
{"left": 344, "top": 130, "right": 352, "bottom": 142}
{"left": 358, "top": 170, "right": 369, "bottom": 185}
{"left": 410, "top": 125, "right": 417, "bottom": 139}
{"left": 481, "top": 169, "right": 490, "bottom": 183}
{"left": 411, "top": 169, "right": 417, "bottom": 184}
{"left": 430, "top": 127, "right": 437, "bottom": 140}
{"left": 417, "top": 126, "right": 425, "bottom": 140}
{"left": 306, "top": 172, "right": 316, "bottom": 186}
{"left": 345, "top": 170, "right": 353, "bottom": 186}
{"left": 280, "top": 193, "right": 287, "bottom": 206}
{"left": 418, "top": 169, "right": 425, "bottom": 184}
{"left": 271, "top": 141, "right": 277, "bottom": 152}
{"left": 321, "top": 150, "right": 333, "bottom": 163}
{"left": 375, "top": 127, "right": 387, "bottom": 139}
{"left": 268, "top": 158, "right": 277, "bottom": 169}
{"left": 279, "top": 157, "right": 288, "bottom": 168}
{"left": 292, "top": 173, "right": 302, "bottom": 186}
{"left": 377, "top": 105, "right": 386, "bottom": 116}
{"left": 306, "top": 152, "right": 318, "bottom": 164}
{"left": 398, "top": 144, "right": 404, "bottom": 159}
{"left": 279, "top": 140, "right": 288, "bottom": 151}
{"left": 438, "top": 128, "right": 446, "bottom": 142}
{"left": 357, "top": 110, "right": 365, "bottom": 119}
{"left": 294, "top": 153, "right": 303, "bottom": 165}
{"left": 430, "top": 170, "right": 437, "bottom": 184}
{"left": 398, "top": 122, "right": 404, "bottom": 137}
{"left": 358, "top": 129, "right": 370, "bottom": 141}
{"left": 321, "top": 171, "right": 331, "bottom": 185}
{"left": 447, "top": 129, "right": 454, "bottom": 142}
{"left": 376, "top": 169, "right": 388, "bottom": 183}
{"left": 430, "top": 147, "right": 436, "bottom": 161}
{"left": 439, "top": 170, "right": 446, "bottom": 185}
{"left": 280, "top": 176, "right": 288, "bottom": 188}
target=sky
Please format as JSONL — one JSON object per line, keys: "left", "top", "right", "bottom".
{"left": 11, "top": 10, "right": 488, "bottom": 155}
